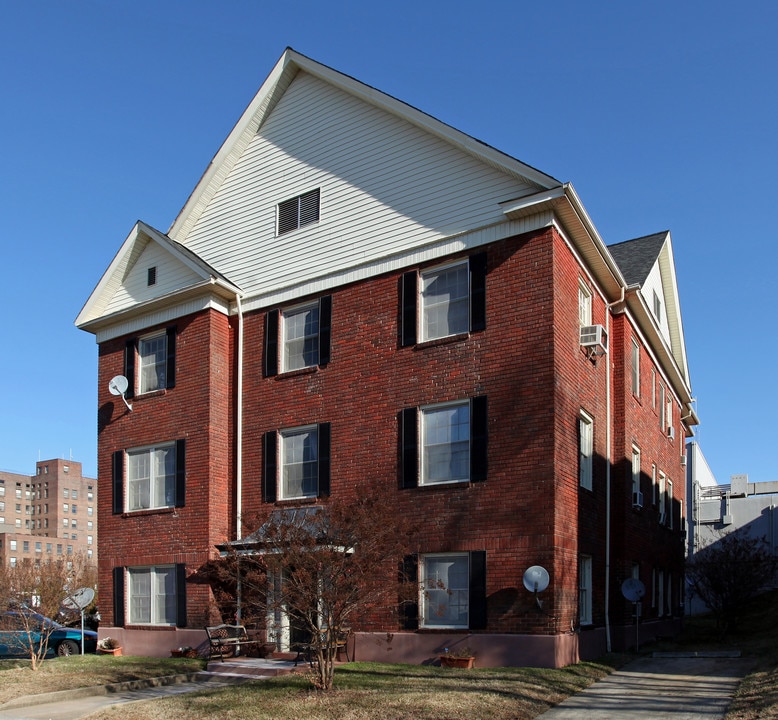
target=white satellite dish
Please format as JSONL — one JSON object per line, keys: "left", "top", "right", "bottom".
{"left": 523, "top": 565, "right": 550, "bottom": 594}
{"left": 621, "top": 578, "right": 646, "bottom": 603}
{"left": 109, "top": 375, "right": 132, "bottom": 411}
{"left": 62, "top": 587, "right": 95, "bottom": 611}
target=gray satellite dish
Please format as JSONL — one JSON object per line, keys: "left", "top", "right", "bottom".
{"left": 62, "top": 587, "right": 95, "bottom": 611}
{"left": 621, "top": 578, "right": 646, "bottom": 602}
{"left": 523, "top": 565, "right": 550, "bottom": 593}
{"left": 109, "top": 375, "right": 132, "bottom": 411}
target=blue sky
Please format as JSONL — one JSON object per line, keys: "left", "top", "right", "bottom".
{"left": 0, "top": 1, "right": 775, "bottom": 484}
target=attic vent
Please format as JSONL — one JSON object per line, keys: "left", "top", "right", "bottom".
{"left": 147, "top": 266, "right": 157, "bottom": 287}
{"left": 277, "top": 188, "right": 320, "bottom": 236}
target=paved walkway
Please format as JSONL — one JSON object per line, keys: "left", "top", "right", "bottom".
{"left": 0, "top": 654, "right": 754, "bottom": 720}
{"left": 536, "top": 654, "right": 753, "bottom": 719}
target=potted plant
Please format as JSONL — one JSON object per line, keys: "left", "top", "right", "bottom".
{"left": 439, "top": 646, "right": 475, "bottom": 668}
{"left": 171, "top": 646, "right": 198, "bottom": 658}
{"left": 97, "top": 637, "right": 122, "bottom": 656}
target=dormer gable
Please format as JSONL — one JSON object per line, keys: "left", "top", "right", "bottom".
{"left": 75, "top": 221, "right": 240, "bottom": 341}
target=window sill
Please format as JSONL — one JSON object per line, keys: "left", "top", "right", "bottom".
{"left": 417, "top": 480, "right": 471, "bottom": 490}
{"left": 413, "top": 333, "right": 470, "bottom": 350}
{"left": 124, "top": 625, "right": 176, "bottom": 631}
{"left": 121, "top": 506, "right": 177, "bottom": 518}
{"left": 275, "top": 365, "right": 319, "bottom": 379}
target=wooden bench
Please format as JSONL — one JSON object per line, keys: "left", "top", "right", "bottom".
{"left": 205, "top": 624, "right": 261, "bottom": 661}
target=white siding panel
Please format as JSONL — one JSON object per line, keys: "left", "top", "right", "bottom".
{"left": 105, "top": 241, "right": 204, "bottom": 315}
{"left": 642, "top": 262, "right": 671, "bottom": 346}
{"left": 183, "top": 72, "right": 538, "bottom": 302}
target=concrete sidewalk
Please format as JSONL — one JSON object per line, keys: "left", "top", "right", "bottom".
{"left": 536, "top": 653, "right": 753, "bottom": 719}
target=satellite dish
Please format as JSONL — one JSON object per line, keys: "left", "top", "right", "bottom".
{"left": 62, "top": 587, "right": 95, "bottom": 611}
{"left": 523, "top": 565, "right": 550, "bottom": 594}
{"left": 108, "top": 375, "right": 132, "bottom": 411}
{"left": 621, "top": 578, "right": 646, "bottom": 603}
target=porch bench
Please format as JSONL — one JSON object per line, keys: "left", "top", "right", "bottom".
{"left": 205, "top": 623, "right": 260, "bottom": 661}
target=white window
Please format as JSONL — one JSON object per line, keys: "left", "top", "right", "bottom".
{"left": 88, "top": 507, "right": 93, "bottom": 516}
{"left": 87, "top": 535, "right": 93, "bottom": 546}
{"left": 128, "top": 566, "right": 177, "bottom": 625}
{"left": 282, "top": 302, "right": 320, "bottom": 372}
{"left": 653, "top": 290, "right": 662, "bottom": 320}
{"left": 631, "top": 339, "right": 640, "bottom": 396}
{"left": 658, "top": 472, "right": 667, "bottom": 524}
{"left": 63, "top": 488, "right": 69, "bottom": 499}
{"left": 63, "top": 518, "right": 69, "bottom": 527}
{"left": 277, "top": 188, "right": 320, "bottom": 236}
{"left": 651, "top": 464, "right": 657, "bottom": 506}
{"left": 139, "top": 332, "right": 168, "bottom": 394}
{"left": 667, "top": 480, "right": 673, "bottom": 529}
{"left": 421, "top": 553, "right": 469, "bottom": 628}
{"left": 578, "top": 282, "right": 592, "bottom": 326}
{"left": 9, "top": 540, "right": 16, "bottom": 551}
{"left": 127, "top": 443, "right": 177, "bottom": 511}
{"left": 579, "top": 412, "right": 594, "bottom": 491}
{"left": 71, "top": 490, "right": 78, "bottom": 500}
{"left": 659, "top": 383, "right": 666, "bottom": 430}
{"left": 421, "top": 401, "right": 470, "bottom": 485}
{"left": 280, "top": 426, "right": 320, "bottom": 500}
{"left": 632, "top": 446, "right": 641, "bottom": 495}
{"left": 420, "top": 261, "right": 470, "bottom": 341}
{"left": 579, "top": 556, "right": 593, "bottom": 625}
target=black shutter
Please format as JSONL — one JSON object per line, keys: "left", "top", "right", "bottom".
{"left": 401, "top": 272, "right": 417, "bottom": 347}
{"left": 112, "top": 450, "right": 124, "bottom": 515}
{"left": 263, "top": 431, "right": 278, "bottom": 503}
{"left": 176, "top": 563, "right": 187, "bottom": 628}
{"left": 166, "top": 327, "right": 177, "bottom": 389}
{"left": 400, "top": 408, "right": 418, "bottom": 489}
{"left": 264, "top": 310, "right": 279, "bottom": 377}
{"left": 175, "top": 439, "right": 186, "bottom": 508}
{"left": 318, "top": 422, "right": 331, "bottom": 497}
{"left": 400, "top": 554, "right": 419, "bottom": 630}
{"left": 470, "top": 396, "right": 488, "bottom": 483}
{"left": 318, "top": 295, "right": 332, "bottom": 367}
{"left": 124, "top": 339, "right": 136, "bottom": 399}
{"left": 469, "top": 550, "right": 487, "bottom": 629}
{"left": 113, "top": 566, "right": 125, "bottom": 627}
{"left": 469, "top": 252, "right": 487, "bottom": 332}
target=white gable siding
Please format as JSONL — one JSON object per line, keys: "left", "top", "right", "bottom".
{"left": 183, "top": 72, "right": 540, "bottom": 302}
{"left": 105, "top": 240, "right": 205, "bottom": 315}
{"left": 642, "top": 262, "right": 671, "bottom": 347}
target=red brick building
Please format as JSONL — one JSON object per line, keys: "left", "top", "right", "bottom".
{"left": 76, "top": 49, "right": 696, "bottom": 666}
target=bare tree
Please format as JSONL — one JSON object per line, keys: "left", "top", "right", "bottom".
{"left": 216, "top": 491, "right": 417, "bottom": 690}
{"left": 0, "top": 554, "right": 96, "bottom": 669}
{"left": 687, "top": 530, "right": 778, "bottom": 638}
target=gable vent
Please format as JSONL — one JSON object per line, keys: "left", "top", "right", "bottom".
{"left": 278, "top": 188, "right": 320, "bottom": 236}
{"left": 147, "top": 266, "right": 157, "bottom": 286}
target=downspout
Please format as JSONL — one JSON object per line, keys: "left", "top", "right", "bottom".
{"left": 235, "top": 294, "right": 244, "bottom": 622}
{"left": 604, "top": 287, "right": 625, "bottom": 653}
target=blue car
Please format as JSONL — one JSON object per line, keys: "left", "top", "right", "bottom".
{"left": 0, "top": 611, "right": 98, "bottom": 657}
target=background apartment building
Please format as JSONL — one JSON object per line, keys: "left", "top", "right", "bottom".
{"left": 0, "top": 459, "right": 97, "bottom": 567}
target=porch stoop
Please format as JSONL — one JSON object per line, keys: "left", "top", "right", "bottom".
{"left": 201, "top": 657, "right": 301, "bottom": 682}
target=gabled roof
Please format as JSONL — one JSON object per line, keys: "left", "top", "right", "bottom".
{"left": 75, "top": 220, "right": 241, "bottom": 335}
{"left": 608, "top": 232, "right": 668, "bottom": 286}
{"left": 168, "top": 47, "right": 561, "bottom": 244}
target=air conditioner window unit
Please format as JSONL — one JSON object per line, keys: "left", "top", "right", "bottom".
{"left": 667, "top": 425, "right": 675, "bottom": 440}
{"left": 580, "top": 324, "right": 608, "bottom": 354}
{"left": 632, "top": 491, "right": 644, "bottom": 509}
{"left": 680, "top": 455, "right": 687, "bottom": 466}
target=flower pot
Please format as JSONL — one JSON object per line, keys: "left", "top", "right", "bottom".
{"left": 170, "top": 649, "right": 184, "bottom": 658}
{"left": 440, "top": 655, "right": 474, "bottom": 668}
{"left": 98, "top": 647, "right": 122, "bottom": 656}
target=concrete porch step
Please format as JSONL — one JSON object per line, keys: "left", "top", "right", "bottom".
{"left": 204, "top": 657, "right": 301, "bottom": 681}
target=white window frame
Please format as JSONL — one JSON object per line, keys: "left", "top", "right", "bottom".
{"left": 279, "top": 425, "right": 319, "bottom": 500}
{"left": 659, "top": 383, "right": 666, "bottom": 430}
{"left": 420, "top": 552, "right": 469, "bottom": 629}
{"left": 138, "top": 331, "right": 168, "bottom": 394}
{"left": 282, "top": 301, "right": 320, "bottom": 372}
{"left": 126, "top": 442, "right": 177, "bottom": 512}
{"left": 651, "top": 464, "right": 657, "bottom": 506}
{"left": 420, "top": 400, "right": 471, "bottom": 486}
{"left": 632, "top": 446, "right": 641, "bottom": 495}
{"left": 578, "top": 281, "right": 592, "bottom": 326}
{"left": 579, "top": 412, "right": 594, "bottom": 491}
{"left": 420, "top": 260, "right": 470, "bottom": 341}
{"left": 667, "top": 479, "right": 673, "bottom": 529}
{"left": 658, "top": 472, "right": 667, "bottom": 524}
{"left": 579, "top": 555, "right": 593, "bottom": 625}
{"left": 128, "top": 565, "right": 177, "bottom": 626}
{"left": 631, "top": 339, "right": 640, "bottom": 397}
